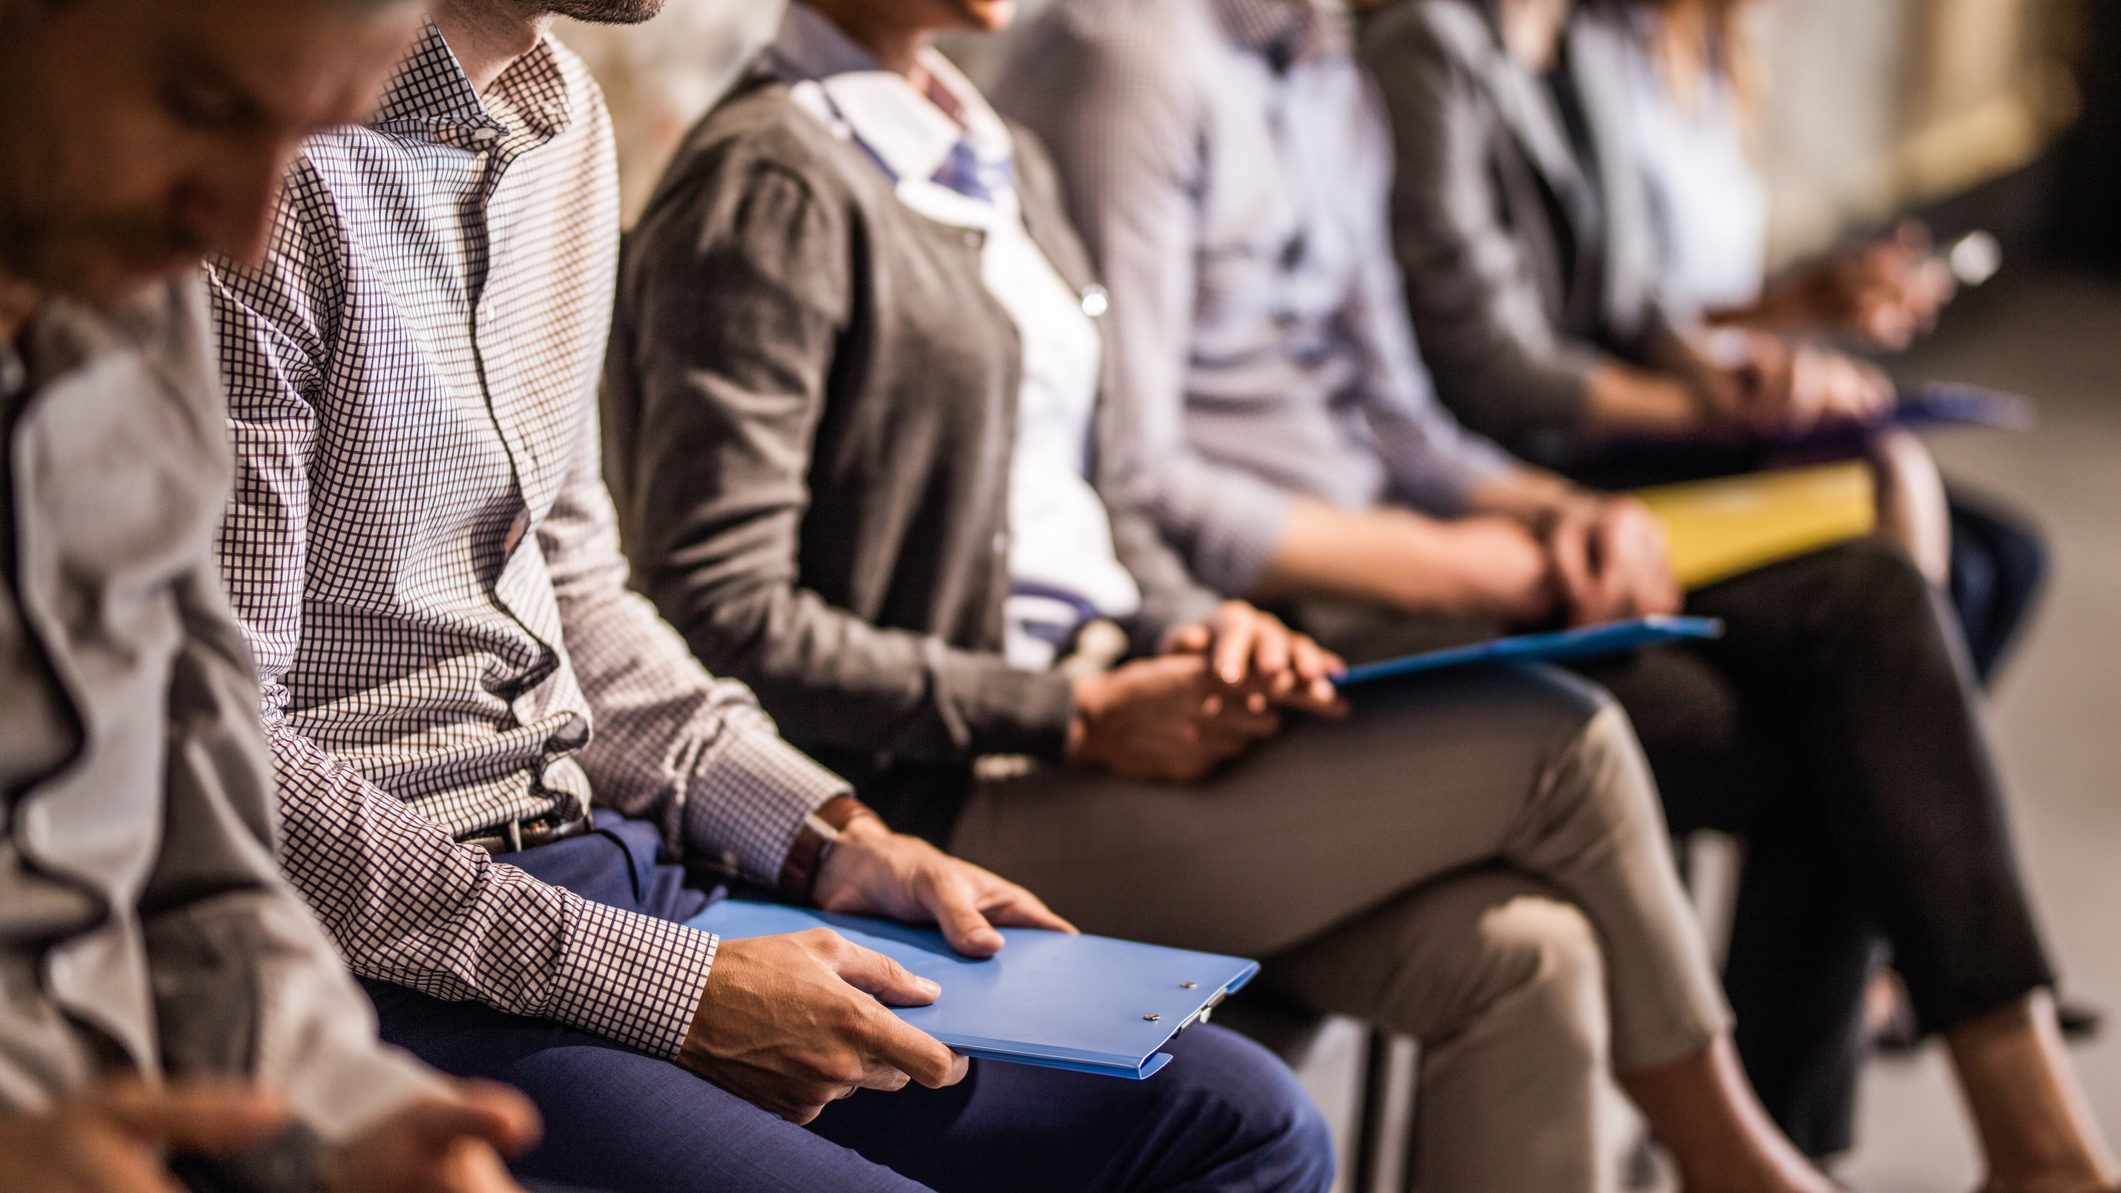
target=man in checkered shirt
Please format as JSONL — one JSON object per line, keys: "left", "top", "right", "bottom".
{"left": 206, "top": 1, "right": 1332, "bottom": 1189}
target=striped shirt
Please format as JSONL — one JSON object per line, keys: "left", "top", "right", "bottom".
{"left": 208, "top": 24, "right": 845, "bottom": 1060}
{"left": 994, "top": 0, "right": 1515, "bottom": 594}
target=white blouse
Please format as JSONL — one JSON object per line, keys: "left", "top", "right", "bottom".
{"left": 771, "top": 5, "right": 1142, "bottom": 671}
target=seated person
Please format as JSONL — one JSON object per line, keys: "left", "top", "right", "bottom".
{"left": 603, "top": 3, "right": 1837, "bottom": 1192}
{"left": 0, "top": 0, "right": 540, "bottom": 1190}
{"left": 202, "top": 2, "right": 1336, "bottom": 1191}
{"left": 1598, "top": 0, "right": 2045, "bottom": 684}
{"left": 998, "top": 0, "right": 2121, "bottom": 1186}
{"left": 1371, "top": 0, "right": 2041, "bottom": 682}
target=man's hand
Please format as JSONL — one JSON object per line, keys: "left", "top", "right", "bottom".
{"left": 677, "top": 927, "right": 969, "bottom": 1125}
{"left": 1162, "top": 600, "right": 1346, "bottom": 716}
{"left": 0, "top": 1080, "right": 290, "bottom": 1193}
{"left": 1542, "top": 498, "right": 1682, "bottom": 628}
{"left": 320, "top": 1082, "right": 539, "bottom": 1193}
{"left": 811, "top": 817, "right": 1076, "bottom": 956}
{"left": 1069, "top": 654, "right": 1282, "bottom": 782}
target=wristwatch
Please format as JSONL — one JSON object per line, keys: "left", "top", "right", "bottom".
{"left": 777, "top": 794, "right": 876, "bottom": 903}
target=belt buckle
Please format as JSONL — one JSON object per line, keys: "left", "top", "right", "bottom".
{"left": 503, "top": 818, "right": 525, "bottom": 853}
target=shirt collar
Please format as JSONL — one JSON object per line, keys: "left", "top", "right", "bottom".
{"left": 373, "top": 22, "right": 574, "bottom": 143}
{"left": 3, "top": 286, "right": 182, "bottom": 412}
{"left": 1212, "top": 0, "right": 1344, "bottom": 68}
{"left": 767, "top": 3, "right": 1013, "bottom": 190}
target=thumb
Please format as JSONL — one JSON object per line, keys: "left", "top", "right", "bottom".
{"left": 923, "top": 870, "right": 1005, "bottom": 958}
{"left": 834, "top": 942, "right": 942, "bottom": 1007}
{"left": 1164, "top": 623, "right": 1212, "bottom": 655}
{"left": 99, "top": 1080, "right": 291, "bottom": 1154}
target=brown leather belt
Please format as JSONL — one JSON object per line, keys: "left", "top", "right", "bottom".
{"left": 460, "top": 809, "right": 595, "bottom": 855}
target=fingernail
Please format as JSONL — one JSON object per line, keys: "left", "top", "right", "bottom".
{"left": 920, "top": 978, "right": 941, "bottom": 995}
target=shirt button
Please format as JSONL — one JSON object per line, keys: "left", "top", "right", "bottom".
{"left": 1080, "top": 285, "right": 1110, "bottom": 319}
{"left": 549, "top": 713, "right": 589, "bottom": 752}
{"left": 470, "top": 126, "right": 501, "bottom": 150}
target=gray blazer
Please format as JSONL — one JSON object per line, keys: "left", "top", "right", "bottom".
{"left": 604, "top": 77, "right": 1219, "bottom": 842}
{"left": 1363, "top": 0, "right": 1676, "bottom": 457}
{"left": 0, "top": 284, "right": 436, "bottom": 1140}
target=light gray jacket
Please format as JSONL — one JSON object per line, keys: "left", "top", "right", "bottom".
{"left": 0, "top": 283, "right": 437, "bottom": 1142}
{"left": 1364, "top": 0, "right": 1677, "bottom": 458}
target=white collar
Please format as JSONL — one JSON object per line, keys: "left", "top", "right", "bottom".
{"left": 768, "top": 3, "right": 1014, "bottom": 188}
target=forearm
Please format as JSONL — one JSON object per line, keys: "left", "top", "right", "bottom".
{"left": 1252, "top": 496, "right": 1514, "bottom": 616}
{"left": 1580, "top": 362, "right": 1708, "bottom": 438}
{"left": 1462, "top": 465, "right": 1590, "bottom": 527}
{"left": 263, "top": 717, "right": 720, "bottom": 1060}
{"left": 651, "top": 575, "right": 1078, "bottom": 767}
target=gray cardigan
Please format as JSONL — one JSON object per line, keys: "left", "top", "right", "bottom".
{"left": 603, "top": 76, "right": 1220, "bottom": 841}
{"left": 1362, "top": 0, "right": 1677, "bottom": 459}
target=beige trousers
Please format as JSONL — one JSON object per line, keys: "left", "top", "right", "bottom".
{"left": 949, "top": 665, "right": 1729, "bottom": 1193}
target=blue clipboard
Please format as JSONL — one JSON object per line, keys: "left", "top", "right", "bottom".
{"left": 1335, "top": 615, "right": 1724, "bottom": 688}
{"left": 687, "top": 900, "right": 1259, "bottom": 1080}
{"left": 1613, "top": 383, "right": 2031, "bottom": 456}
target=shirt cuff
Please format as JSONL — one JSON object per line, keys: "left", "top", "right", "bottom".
{"left": 958, "top": 666, "right": 1076, "bottom": 761}
{"left": 547, "top": 893, "right": 722, "bottom": 1060}
{"left": 292, "top": 1044, "right": 450, "bottom": 1146}
{"left": 1187, "top": 480, "right": 1295, "bottom": 598}
{"left": 678, "top": 726, "right": 850, "bottom": 888}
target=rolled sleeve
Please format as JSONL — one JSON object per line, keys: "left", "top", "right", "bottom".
{"left": 1183, "top": 473, "right": 1296, "bottom": 597}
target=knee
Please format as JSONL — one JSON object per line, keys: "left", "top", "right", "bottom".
{"left": 1829, "top": 537, "right": 1939, "bottom": 624}
{"left": 1156, "top": 1026, "right": 1336, "bottom": 1193}
{"left": 1476, "top": 894, "right": 1611, "bottom": 1067}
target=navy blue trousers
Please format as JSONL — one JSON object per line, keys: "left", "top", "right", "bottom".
{"left": 361, "top": 817, "right": 1333, "bottom": 1193}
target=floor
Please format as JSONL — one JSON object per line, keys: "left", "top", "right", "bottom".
{"left": 1294, "top": 263, "right": 2121, "bottom": 1192}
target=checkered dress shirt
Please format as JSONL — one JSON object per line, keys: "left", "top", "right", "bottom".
{"left": 994, "top": 0, "right": 1516, "bottom": 594}
{"left": 207, "top": 26, "right": 846, "bottom": 1060}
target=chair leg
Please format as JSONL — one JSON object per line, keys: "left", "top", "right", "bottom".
{"left": 1352, "top": 1027, "right": 1396, "bottom": 1193}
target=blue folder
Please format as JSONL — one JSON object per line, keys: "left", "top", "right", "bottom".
{"left": 687, "top": 900, "right": 1259, "bottom": 1080}
{"left": 1613, "top": 383, "right": 2031, "bottom": 456}
{"left": 1335, "top": 615, "right": 1724, "bottom": 688}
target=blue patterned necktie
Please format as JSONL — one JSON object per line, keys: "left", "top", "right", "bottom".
{"left": 931, "top": 137, "right": 1015, "bottom": 204}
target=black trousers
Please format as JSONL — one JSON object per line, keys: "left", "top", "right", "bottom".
{"left": 1573, "top": 537, "right": 2057, "bottom": 1157}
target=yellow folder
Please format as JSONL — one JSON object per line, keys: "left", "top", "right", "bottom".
{"left": 1633, "top": 462, "right": 1877, "bottom": 589}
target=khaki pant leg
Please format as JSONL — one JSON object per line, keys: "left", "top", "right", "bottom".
{"left": 948, "top": 663, "right": 1728, "bottom": 1070}
{"left": 1262, "top": 869, "right": 1617, "bottom": 1193}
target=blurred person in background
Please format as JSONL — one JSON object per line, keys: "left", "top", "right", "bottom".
{"left": 1597, "top": 0, "right": 2048, "bottom": 689}
{"left": 1000, "top": 0, "right": 2121, "bottom": 1189}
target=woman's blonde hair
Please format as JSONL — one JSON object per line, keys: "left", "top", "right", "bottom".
{"left": 1597, "top": 0, "right": 1762, "bottom": 130}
